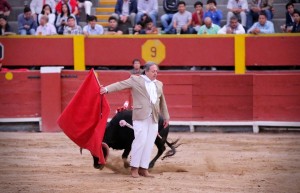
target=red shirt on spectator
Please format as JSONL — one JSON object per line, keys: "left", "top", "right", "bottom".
{"left": 0, "top": 0, "right": 12, "bottom": 13}
{"left": 192, "top": 11, "right": 203, "bottom": 26}
{"left": 56, "top": 0, "right": 78, "bottom": 15}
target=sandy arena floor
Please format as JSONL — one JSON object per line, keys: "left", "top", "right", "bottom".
{"left": 0, "top": 132, "right": 300, "bottom": 193}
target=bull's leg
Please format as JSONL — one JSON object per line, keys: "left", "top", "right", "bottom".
{"left": 92, "top": 156, "right": 104, "bottom": 170}
{"left": 149, "top": 138, "right": 166, "bottom": 168}
{"left": 121, "top": 148, "right": 131, "bottom": 168}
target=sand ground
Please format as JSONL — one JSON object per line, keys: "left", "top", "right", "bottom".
{"left": 0, "top": 132, "right": 300, "bottom": 193}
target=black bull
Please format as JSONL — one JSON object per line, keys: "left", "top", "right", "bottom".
{"left": 93, "top": 110, "right": 180, "bottom": 170}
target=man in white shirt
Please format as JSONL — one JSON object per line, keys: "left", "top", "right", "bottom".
{"left": 218, "top": 15, "right": 245, "bottom": 34}
{"left": 83, "top": 15, "right": 104, "bottom": 36}
{"left": 171, "top": 1, "right": 192, "bottom": 34}
{"left": 227, "top": 0, "right": 248, "bottom": 27}
{"left": 35, "top": 15, "right": 57, "bottom": 35}
{"left": 136, "top": 0, "right": 158, "bottom": 26}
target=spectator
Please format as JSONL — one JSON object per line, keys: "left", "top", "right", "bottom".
{"left": 35, "top": 15, "right": 57, "bottom": 35}
{"left": 56, "top": 0, "right": 79, "bottom": 22}
{"left": 0, "top": 14, "right": 12, "bottom": 35}
{"left": 38, "top": 4, "right": 56, "bottom": 25}
{"left": 136, "top": 0, "right": 158, "bottom": 26}
{"left": 133, "top": 13, "right": 150, "bottom": 34}
{"left": 281, "top": 2, "right": 296, "bottom": 32}
{"left": 18, "top": 6, "right": 37, "bottom": 35}
{"left": 198, "top": 17, "right": 220, "bottom": 34}
{"left": 112, "top": 0, "right": 137, "bottom": 27}
{"left": 170, "top": 1, "right": 193, "bottom": 34}
{"left": 83, "top": 15, "right": 104, "bottom": 36}
{"left": 160, "top": 0, "right": 179, "bottom": 34}
{"left": 105, "top": 16, "right": 123, "bottom": 35}
{"left": 144, "top": 17, "right": 158, "bottom": 34}
{"left": 77, "top": 0, "right": 93, "bottom": 17}
{"left": 291, "top": 10, "right": 300, "bottom": 33}
{"left": 192, "top": 1, "right": 204, "bottom": 33}
{"left": 204, "top": 0, "right": 222, "bottom": 26}
{"left": 56, "top": 4, "right": 76, "bottom": 34}
{"left": 130, "top": 59, "right": 143, "bottom": 74}
{"left": 63, "top": 15, "right": 82, "bottom": 34}
{"left": 30, "top": 0, "right": 56, "bottom": 20}
{"left": 247, "top": 0, "right": 273, "bottom": 29}
{"left": 226, "top": 0, "right": 248, "bottom": 28}
{"left": 247, "top": 11, "right": 274, "bottom": 34}
{"left": 218, "top": 15, "right": 245, "bottom": 34}
{"left": 0, "top": 0, "right": 11, "bottom": 17}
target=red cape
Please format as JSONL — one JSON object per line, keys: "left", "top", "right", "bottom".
{"left": 57, "top": 69, "right": 110, "bottom": 164}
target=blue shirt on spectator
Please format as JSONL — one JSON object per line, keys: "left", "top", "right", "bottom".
{"left": 17, "top": 13, "right": 37, "bottom": 31}
{"left": 247, "top": 20, "right": 275, "bottom": 34}
{"left": 204, "top": 10, "right": 222, "bottom": 26}
{"left": 83, "top": 24, "right": 104, "bottom": 35}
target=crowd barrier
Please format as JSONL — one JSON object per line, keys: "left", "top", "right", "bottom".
{"left": 1, "top": 70, "right": 299, "bottom": 133}
{"left": 1, "top": 34, "right": 300, "bottom": 74}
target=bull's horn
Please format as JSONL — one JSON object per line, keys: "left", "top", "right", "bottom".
{"left": 102, "top": 142, "right": 110, "bottom": 161}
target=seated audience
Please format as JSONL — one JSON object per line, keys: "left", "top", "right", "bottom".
{"left": 281, "top": 2, "right": 297, "bottom": 32}
{"left": 56, "top": 0, "right": 79, "bottom": 22}
{"left": 144, "top": 17, "right": 158, "bottom": 34}
{"left": 83, "top": 15, "right": 104, "bottom": 35}
{"left": 192, "top": 1, "right": 204, "bottom": 33}
{"left": 0, "top": 0, "right": 11, "bottom": 17}
{"left": 0, "top": 15, "right": 12, "bottom": 35}
{"left": 226, "top": 0, "right": 248, "bottom": 28}
{"left": 170, "top": 1, "right": 193, "bottom": 34}
{"left": 18, "top": 6, "right": 37, "bottom": 35}
{"left": 291, "top": 10, "right": 300, "bottom": 33}
{"left": 247, "top": 11, "right": 274, "bottom": 34}
{"left": 38, "top": 4, "right": 56, "bottom": 25}
{"left": 160, "top": 0, "right": 179, "bottom": 34}
{"left": 133, "top": 13, "right": 150, "bottom": 34}
{"left": 130, "top": 59, "right": 143, "bottom": 75}
{"left": 218, "top": 15, "right": 245, "bottom": 34}
{"left": 136, "top": 0, "right": 158, "bottom": 26}
{"left": 30, "top": 0, "right": 56, "bottom": 21}
{"left": 35, "top": 15, "right": 57, "bottom": 35}
{"left": 204, "top": 0, "right": 222, "bottom": 26}
{"left": 247, "top": 0, "right": 273, "bottom": 29}
{"left": 105, "top": 16, "right": 123, "bottom": 35}
{"left": 198, "top": 17, "right": 220, "bottom": 34}
{"left": 77, "top": 0, "right": 93, "bottom": 17}
{"left": 112, "top": 0, "right": 137, "bottom": 27}
{"left": 56, "top": 4, "right": 76, "bottom": 34}
{"left": 63, "top": 16, "right": 82, "bottom": 34}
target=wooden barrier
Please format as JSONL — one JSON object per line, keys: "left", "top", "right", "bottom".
{"left": 1, "top": 35, "right": 299, "bottom": 70}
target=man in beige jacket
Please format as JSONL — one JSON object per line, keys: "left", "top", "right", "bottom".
{"left": 100, "top": 62, "right": 170, "bottom": 178}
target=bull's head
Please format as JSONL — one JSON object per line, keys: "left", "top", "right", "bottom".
{"left": 92, "top": 142, "right": 110, "bottom": 170}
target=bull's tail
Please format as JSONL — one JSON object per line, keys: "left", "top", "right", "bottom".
{"left": 162, "top": 138, "right": 182, "bottom": 160}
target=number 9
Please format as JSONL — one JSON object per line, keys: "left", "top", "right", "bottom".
{"left": 151, "top": 47, "right": 157, "bottom": 58}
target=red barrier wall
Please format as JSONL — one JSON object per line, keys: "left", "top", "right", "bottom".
{"left": 0, "top": 71, "right": 41, "bottom": 118}
{"left": 2, "top": 36, "right": 299, "bottom": 68}
{"left": 1, "top": 71, "right": 300, "bottom": 131}
{"left": 0, "top": 37, "right": 73, "bottom": 66}
{"left": 246, "top": 36, "right": 300, "bottom": 66}
{"left": 85, "top": 37, "right": 234, "bottom": 66}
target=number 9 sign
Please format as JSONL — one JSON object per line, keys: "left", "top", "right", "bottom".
{"left": 142, "top": 40, "right": 166, "bottom": 64}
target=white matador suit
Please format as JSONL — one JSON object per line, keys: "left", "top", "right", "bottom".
{"left": 105, "top": 75, "right": 170, "bottom": 169}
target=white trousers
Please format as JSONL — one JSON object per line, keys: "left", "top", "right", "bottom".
{"left": 130, "top": 116, "right": 158, "bottom": 169}
{"left": 78, "top": 1, "right": 93, "bottom": 15}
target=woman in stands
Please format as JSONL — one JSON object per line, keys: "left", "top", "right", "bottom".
{"left": 56, "top": 4, "right": 76, "bottom": 35}
{"left": 38, "top": 4, "right": 56, "bottom": 25}
{"left": 0, "top": 15, "right": 12, "bottom": 35}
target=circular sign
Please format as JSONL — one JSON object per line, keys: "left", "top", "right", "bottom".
{"left": 142, "top": 40, "right": 166, "bottom": 64}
